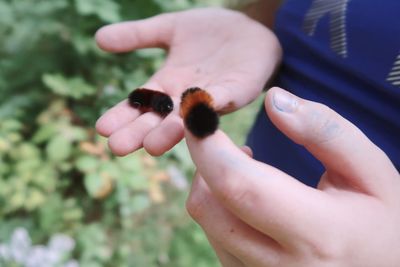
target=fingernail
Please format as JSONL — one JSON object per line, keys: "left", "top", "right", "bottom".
{"left": 273, "top": 90, "right": 298, "bottom": 113}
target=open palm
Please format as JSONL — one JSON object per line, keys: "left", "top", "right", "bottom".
{"left": 95, "top": 8, "right": 281, "bottom": 156}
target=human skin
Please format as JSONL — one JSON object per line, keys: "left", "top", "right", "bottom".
{"left": 95, "top": 8, "right": 281, "bottom": 156}
{"left": 95, "top": 6, "right": 400, "bottom": 267}
{"left": 185, "top": 87, "right": 400, "bottom": 267}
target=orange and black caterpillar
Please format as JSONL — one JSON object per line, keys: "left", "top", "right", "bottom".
{"left": 128, "top": 88, "right": 173, "bottom": 116}
{"left": 180, "top": 87, "right": 219, "bottom": 138}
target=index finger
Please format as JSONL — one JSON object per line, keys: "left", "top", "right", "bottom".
{"left": 95, "top": 13, "right": 174, "bottom": 52}
{"left": 185, "top": 129, "right": 331, "bottom": 248}
{"left": 96, "top": 99, "right": 140, "bottom": 137}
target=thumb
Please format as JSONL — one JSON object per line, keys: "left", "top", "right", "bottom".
{"left": 240, "top": 145, "right": 253, "bottom": 158}
{"left": 95, "top": 13, "right": 174, "bottom": 52}
{"left": 265, "top": 87, "right": 398, "bottom": 197}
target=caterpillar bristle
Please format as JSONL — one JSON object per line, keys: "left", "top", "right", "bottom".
{"left": 128, "top": 88, "right": 173, "bottom": 116}
{"left": 180, "top": 87, "right": 219, "bottom": 138}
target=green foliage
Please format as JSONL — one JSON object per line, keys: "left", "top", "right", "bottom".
{"left": 0, "top": 0, "right": 260, "bottom": 266}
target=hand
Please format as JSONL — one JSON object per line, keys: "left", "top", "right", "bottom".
{"left": 95, "top": 8, "right": 281, "bottom": 156}
{"left": 185, "top": 87, "right": 400, "bottom": 267}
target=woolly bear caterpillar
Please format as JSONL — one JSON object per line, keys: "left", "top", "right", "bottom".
{"left": 128, "top": 88, "right": 173, "bottom": 116}
{"left": 180, "top": 87, "right": 219, "bottom": 138}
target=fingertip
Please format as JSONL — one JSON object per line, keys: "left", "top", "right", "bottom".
{"left": 95, "top": 14, "right": 174, "bottom": 53}
{"left": 143, "top": 146, "right": 164, "bottom": 157}
{"left": 265, "top": 87, "right": 299, "bottom": 115}
{"left": 95, "top": 25, "right": 114, "bottom": 51}
{"left": 95, "top": 100, "right": 141, "bottom": 137}
{"left": 264, "top": 86, "right": 277, "bottom": 108}
{"left": 107, "top": 135, "right": 127, "bottom": 157}
{"left": 94, "top": 26, "right": 105, "bottom": 44}
{"left": 266, "top": 87, "right": 344, "bottom": 146}
{"left": 143, "top": 116, "right": 184, "bottom": 156}
{"left": 95, "top": 111, "right": 126, "bottom": 137}
{"left": 240, "top": 146, "right": 253, "bottom": 158}
{"left": 95, "top": 115, "right": 112, "bottom": 137}
{"left": 108, "top": 133, "right": 140, "bottom": 157}
{"left": 94, "top": 23, "right": 133, "bottom": 52}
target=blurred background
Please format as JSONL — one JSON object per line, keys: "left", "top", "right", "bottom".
{"left": 0, "top": 0, "right": 262, "bottom": 266}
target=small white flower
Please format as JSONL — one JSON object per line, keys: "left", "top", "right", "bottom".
{"left": 25, "top": 245, "right": 48, "bottom": 267}
{"left": 0, "top": 244, "right": 11, "bottom": 260}
{"left": 46, "top": 248, "right": 62, "bottom": 265}
{"left": 2, "top": 228, "right": 79, "bottom": 267}
{"left": 10, "top": 227, "right": 31, "bottom": 263}
{"left": 64, "top": 259, "right": 80, "bottom": 267}
{"left": 11, "top": 228, "right": 31, "bottom": 247}
{"left": 48, "top": 234, "right": 75, "bottom": 253}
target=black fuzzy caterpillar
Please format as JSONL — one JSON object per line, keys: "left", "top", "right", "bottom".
{"left": 128, "top": 88, "right": 173, "bottom": 117}
{"left": 180, "top": 87, "right": 219, "bottom": 138}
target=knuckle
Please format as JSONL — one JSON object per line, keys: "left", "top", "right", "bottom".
{"left": 217, "top": 175, "right": 253, "bottom": 209}
{"left": 298, "top": 234, "right": 344, "bottom": 264}
{"left": 186, "top": 186, "right": 210, "bottom": 222}
{"left": 309, "top": 242, "right": 339, "bottom": 262}
{"left": 143, "top": 137, "right": 164, "bottom": 156}
{"left": 108, "top": 135, "right": 129, "bottom": 156}
{"left": 144, "top": 146, "right": 163, "bottom": 157}
{"left": 305, "top": 103, "right": 344, "bottom": 145}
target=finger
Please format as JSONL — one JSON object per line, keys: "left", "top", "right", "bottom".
{"left": 96, "top": 100, "right": 141, "bottom": 137}
{"left": 206, "top": 81, "right": 262, "bottom": 115}
{"left": 143, "top": 114, "right": 184, "bottom": 156}
{"left": 185, "top": 129, "right": 331, "bottom": 249}
{"left": 96, "top": 81, "right": 166, "bottom": 137}
{"left": 186, "top": 172, "right": 281, "bottom": 267}
{"left": 241, "top": 145, "right": 253, "bottom": 158}
{"left": 95, "top": 13, "right": 174, "bottom": 52}
{"left": 210, "top": 145, "right": 255, "bottom": 267}
{"left": 141, "top": 101, "right": 253, "bottom": 157}
{"left": 265, "top": 87, "right": 399, "bottom": 197}
{"left": 108, "top": 112, "right": 162, "bottom": 156}
{"left": 207, "top": 237, "right": 245, "bottom": 267}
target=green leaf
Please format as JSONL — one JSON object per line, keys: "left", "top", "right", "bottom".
{"left": 99, "top": 161, "right": 120, "bottom": 178}
{"left": 76, "top": 155, "right": 99, "bottom": 173}
{"left": 25, "top": 189, "right": 46, "bottom": 211}
{"left": 120, "top": 173, "right": 149, "bottom": 191}
{"left": 42, "top": 73, "right": 70, "bottom": 96}
{"left": 84, "top": 173, "right": 101, "bottom": 197}
{"left": 119, "top": 193, "right": 151, "bottom": 217}
{"left": 0, "top": 2, "right": 12, "bottom": 26}
{"left": 117, "top": 153, "right": 142, "bottom": 173}
{"left": 77, "top": 224, "right": 112, "bottom": 263}
{"left": 0, "top": 119, "right": 22, "bottom": 132}
{"left": 13, "top": 143, "right": 40, "bottom": 160}
{"left": 84, "top": 173, "right": 111, "bottom": 198}
{"left": 33, "top": 164, "right": 58, "bottom": 192}
{"left": 9, "top": 191, "right": 25, "bottom": 211}
{"left": 74, "top": 0, "right": 120, "bottom": 22}
{"left": 130, "top": 194, "right": 150, "bottom": 214}
{"left": 135, "top": 48, "right": 165, "bottom": 59}
{"left": 61, "top": 126, "right": 88, "bottom": 143}
{"left": 71, "top": 33, "right": 97, "bottom": 54}
{"left": 38, "top": 195, "right": 64, "bottom": 233}
{"left": 32, "top": 124, "right": 57, "bottom": 143}
{"left": 63, "top": 207, "right": 84, "bottom": 221}
{"left": 46, "top": 136, "right": 71, "bottom": 162}
{"left": 42, "top": 73, "right": 96, "bottom": 99}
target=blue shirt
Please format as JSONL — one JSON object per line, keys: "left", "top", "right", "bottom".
{"left": 247, "top": 0, "right": 400, "bottom": 187}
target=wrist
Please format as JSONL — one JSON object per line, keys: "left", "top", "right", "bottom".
{"left": 233, "top": 0, "right": 283, "bottom": 28}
